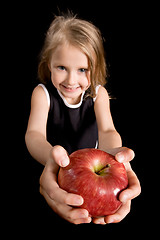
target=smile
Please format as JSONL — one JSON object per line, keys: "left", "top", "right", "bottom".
{"left": 61, "top": 84, "right": 80, "bottom": 92}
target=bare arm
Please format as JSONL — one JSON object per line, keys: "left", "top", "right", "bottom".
{"left": 25, "top": 86, "right": 91, "bottom": 224}
{"left": 93, "top": 86, "right": 141, "bottom": 224}
{"left": 94, "top": 86, "right": 122, "bottom": 154}
{"left": 25, "top": 86, "right": 53, "bottom": 165}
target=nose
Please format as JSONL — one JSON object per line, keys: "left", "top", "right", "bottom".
{"left": 67, "top": 71, "right": 77, "bottom": 85}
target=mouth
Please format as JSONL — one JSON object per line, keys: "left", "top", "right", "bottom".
{"left": 61, "top": 84, "right": 81, "bottom": 92}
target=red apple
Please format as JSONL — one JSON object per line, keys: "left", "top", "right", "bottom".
{"left": 58, "top": 148, "right": 128, "bottom": 217}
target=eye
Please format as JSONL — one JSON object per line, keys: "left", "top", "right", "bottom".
{"left": 79, "top": 68, "right": 88, "bottom": 73}
{"left": 57, "top": 66, "right": 66, "bottom": 71}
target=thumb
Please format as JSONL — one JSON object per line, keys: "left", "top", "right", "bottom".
{"left": 115, "top": 147, "right": 135, "bottom": 163}
{"left": 51, "top": 145, "right": 70, "bottom": 167}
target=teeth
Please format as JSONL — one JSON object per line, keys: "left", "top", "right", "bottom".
{"left": 64, "top": 86, "right": 79, "bottom": 89}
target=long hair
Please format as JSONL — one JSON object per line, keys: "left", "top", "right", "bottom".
{"left": 38, "top": 14, "right": 107, "bottom": 98}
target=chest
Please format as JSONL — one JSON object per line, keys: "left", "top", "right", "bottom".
{"left": 48, "top": 94, "right": 96, "bottom": 133}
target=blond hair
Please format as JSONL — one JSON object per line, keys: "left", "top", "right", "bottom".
{"left": 38, "top": 14, "right": 107, "bottom": 98}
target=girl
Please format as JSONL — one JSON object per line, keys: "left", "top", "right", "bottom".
{"left": 25, "top": 15, "right": 141, "bottom": 224}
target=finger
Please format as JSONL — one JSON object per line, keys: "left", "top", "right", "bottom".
{"left": 92, "top": 217, "right": 106, "bottom": 225}
{"left": 59, "top": 206, "right": 91, "bottom": 224}
{"left": 73, "top": 217, "right": 92, "bottom": 225}
{"left": 61, "top": 207, "right": 92, "bottom": 224}
{"left": 52, "top": 145, "right": 70, "bottom": 167}
{"left": 40, "top": 179, "right": 84, "bottom": 206}
{"left": 40, "top": 188, "right": 91, "bottom": 224}
{"left": 115, "top": 147, "right": 135, "bottom": 163}
{"left": 40, "top": 165, "right": 84, "bottom": 206}
{"left": 67, "top": 208, "right": 90, "bottom": 222}
{"left": 49, "top": 187, "right": 84, "bottom": 206}
{"left": 105, "top": 200, "right": 131, "bottom": 224}
{"left": 119, "top": 169, "right": 141, "bottom": 202}
{"left": 64, "top": 207, "right": 91, "bottom": 224}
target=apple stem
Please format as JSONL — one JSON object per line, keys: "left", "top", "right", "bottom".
{"left": 96, "top": 164, "right": 111, "bottom": 175}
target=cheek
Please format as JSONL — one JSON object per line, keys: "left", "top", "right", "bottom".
{"left": 82, "top": 76, "right": 91, "bottom": 89}
{"left": 78, "top": 76, "right": 88, "bottom": 88}
{"left": 51, "top": 71, "right": 63, "bottom": 85}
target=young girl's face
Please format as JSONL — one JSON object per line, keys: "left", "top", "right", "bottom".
{"left": 49, "top": 43, "right": 90, "bottom": 104}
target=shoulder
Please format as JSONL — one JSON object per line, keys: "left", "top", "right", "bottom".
{"left": 26, "top": 85, "right": 50, "bottom": 134}
{"left": 94, "top": 86, "right": 110, "bottom": 120}
{"left": 94, "top": 86, "right": 110, "bottom": 105}
{"left": 31, "top": 85, "right": 50, "bottom": 111}
{"left": 32, "top": 85, "right": 46, "bottom": 102}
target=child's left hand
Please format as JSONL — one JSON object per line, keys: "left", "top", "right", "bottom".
{"left": 92, "top": 147, "right": 141, "bottom": 224}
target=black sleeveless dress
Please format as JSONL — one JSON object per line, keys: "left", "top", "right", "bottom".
{"left": 39, "top": 83, "right": 98, "bottom": 154}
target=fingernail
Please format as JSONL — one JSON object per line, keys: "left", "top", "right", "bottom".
{"left": 75, "top": 197, "right": 84, "bottom": 205}
{"left": 121, "top": 194, "right": 128, "bottom": 203}
{"left": 61, "top": 157, "right": 69, "bottom": 167}
{"left": 117, "top": 153, "right": 124, "bottom": 163}
{"left": 131, "top": 150, "right": 135, "bottom": 159}
{"left": 97, "top": 221, "right": 106, "bottom": 225}
{"left": 107, "top": 219, "right": 114, "bottom": 224}
{"left": 79, "top": 212, "right": 88, "bottom": 218}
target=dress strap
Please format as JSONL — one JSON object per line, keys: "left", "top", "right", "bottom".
{"left": 93, "top": 85, "right": 101, "bottom": 102}
{"left": 57, "top": 89, "right": 85, "bottom": 109}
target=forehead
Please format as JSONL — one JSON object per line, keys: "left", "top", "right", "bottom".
{"left": 50, "top": 43, "right": 88, "bottom": 67}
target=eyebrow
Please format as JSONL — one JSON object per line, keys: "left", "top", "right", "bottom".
{"left": 53, "top": 62, "right": 89, "bottom": 69}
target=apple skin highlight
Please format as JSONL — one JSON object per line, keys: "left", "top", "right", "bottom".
{"left": 58, "top": 148, "right": 128, "bottom": 217}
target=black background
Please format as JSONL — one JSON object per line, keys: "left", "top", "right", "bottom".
{"left": 19, "top": 0, "right": 156, "bottom": 237}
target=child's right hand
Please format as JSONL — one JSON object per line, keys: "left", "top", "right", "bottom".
{"left": 39, "top": 145, "right": 91, "bottom": 224}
